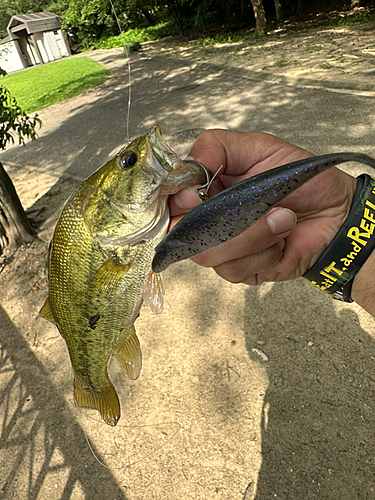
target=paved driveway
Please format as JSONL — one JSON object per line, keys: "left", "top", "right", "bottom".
{"left": 1, "top": 46, "right": 375, "bottom": 500}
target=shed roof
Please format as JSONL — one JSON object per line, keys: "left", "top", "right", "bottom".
{"left": 6, "top": 12, "right": 61, "bottom": 40}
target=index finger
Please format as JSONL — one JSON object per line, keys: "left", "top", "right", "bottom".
{"left": 168, "top": 129, "right": 311, "bottom": 220}
{"left": 186, "top": 129, "right": 311, "bottom": 193}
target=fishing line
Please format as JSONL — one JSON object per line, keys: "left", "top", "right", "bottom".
{"left": 76, "top": 402, "right": 181, "bottom": 469}
{"left": 109, "top": 0, "right": 132, "bottom": 142}
{"left": 205, "top": 164, "right": 224, "bottom": 194}
{"left": 68, "top": 3, "right": 208, "bottom": 469}
{"left": 83, "top": 429, "right": 110, "bottom": 468}
{"left": 71, "top": 1, "right": 134, "bottom": 362}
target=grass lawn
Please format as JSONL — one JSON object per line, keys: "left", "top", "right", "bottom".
{"left": 1, "top": 56, "right": 109, "bottom": 113}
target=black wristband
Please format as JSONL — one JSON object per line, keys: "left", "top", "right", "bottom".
{"left": 303, "top": 174, "right": 375, "bottom": 302}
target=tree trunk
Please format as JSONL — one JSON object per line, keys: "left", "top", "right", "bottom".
{"left": 250, "top": 0, "right": 267, "bottom": 36}
{"left": 274, "top": 0, "right": 283, "bottom": 21}
{"left": 172, "top": 10, "right": 184, "bottom": 36}
{"left": 168, "top": 1, "right": 184, "bottom": 36}
{"left": 141, "top": 9, "right": 156, "bottom": 26}
{"left": 0, "top": 161, "right": 35, "bottom": 254}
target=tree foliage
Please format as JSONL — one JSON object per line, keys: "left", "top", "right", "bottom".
{"left": 59, "top": 0, "right": 268, "bottom": 43}
{"left": 0, "top": 86, "right": 41, "bottom": 254}
{"left": 0, "top": 0, "right": 365, "bottom": 46}
{"left": 0, "top": 86, "right": 41, "bottom": 149}
{"left": 58, "top": 0, "right": 358, "bottom": 44}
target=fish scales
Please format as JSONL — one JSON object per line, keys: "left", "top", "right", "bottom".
{"left": 152, "top": 152, "right": 375, "bottom": 272}
{"left": 40, "top": 126, "right": 208, "bottom": 426}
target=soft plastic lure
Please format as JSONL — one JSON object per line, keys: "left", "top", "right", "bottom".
{"left": 152, "top": 153, "right": 375, "bottom": 272}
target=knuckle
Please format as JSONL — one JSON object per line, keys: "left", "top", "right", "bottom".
{"left": 215, "top": 259, "right": 247, "bottom": 283}
{"left": 235, "top": 223, "right": 277, "bottom": 255}
{"left": 259, "top": 245, "right": 282, "bottom": 272}
{"left": 196, "top": 129, "right": 221, "bottom": 144}
{"left": 243, "top": 275, "right": 258, "bottom": 286}
{"left": 215, "top": 244, "right": 283, "bottom": 284}
{"left": 222, "top": 258, "right": 245, "bottom": 278}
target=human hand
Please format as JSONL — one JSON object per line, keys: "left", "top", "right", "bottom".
{"left": 169, "top": 129, "right": 357, "bottom": 285}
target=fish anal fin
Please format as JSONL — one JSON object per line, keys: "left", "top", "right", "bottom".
{"left": 143, "top": 272, "right": 164, "bottom": 314}
{"left": 90, "top": 256, "right": 132, "bottom": 295}
{"left": 74, "top": 379, "right": 120, "bottom": 427}
{"left": 114, "top": 326, "right": 142, "bottom": 380}
{"left": 39, "top": 297, "right": 55, "bottom": 324}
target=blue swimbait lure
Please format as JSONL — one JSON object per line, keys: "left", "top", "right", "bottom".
{"left": 152, "top": 153, "right": 375, "bottom": 272}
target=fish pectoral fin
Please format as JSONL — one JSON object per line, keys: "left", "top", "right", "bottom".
{"left": 142, "top": 272, "right": 164, "bottom": 314}
{"left": 114, "top": 326, "right": 142, "bottom": 380}
{"left": 90, "top": 256, "right": 131, "bottom": 295}
{"left": 74, "top": 379, "right": 120, "bottom": 427}
{"left": 39, "top": 297, "right": 55, "bottom": 324}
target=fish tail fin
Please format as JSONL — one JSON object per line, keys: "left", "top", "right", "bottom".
{"left": 74, "top": 379, "right": 120, "bottom": 427}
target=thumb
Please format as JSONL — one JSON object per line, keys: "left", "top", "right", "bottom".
{"left": 266, "top": 207, "right": 297, "bottom": 235}
{"left": 169, "top": 186, "right": 203, "bottom": 215}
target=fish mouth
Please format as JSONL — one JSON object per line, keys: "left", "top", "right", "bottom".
{"left": 147, "top": 125, "right": 210, "bottom": 195}
{"left": 158, "top": 158, "right": 210, "bottom": 195}
{"left": 147, "top": 125, "right": 179, "bottom": 173}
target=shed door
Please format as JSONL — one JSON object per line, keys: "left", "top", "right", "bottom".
{"left": 18, "top": 37, "right": 34, "bottom": 66}
{"left": 34, "top": 32, "right": 50, "bottom": 63}
{"left": 44, "top": 31, "right": 62, "bottom": 60}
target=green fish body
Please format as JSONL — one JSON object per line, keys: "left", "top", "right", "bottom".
{"left": 40, "top": 126, "right": 207, "bottom": 426}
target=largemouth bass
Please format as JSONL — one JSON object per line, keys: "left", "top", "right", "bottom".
{"left": 40, "top": 126, "right": 208, "bottom": 426}
{"left": 152, "top": 153, "right": 375, "bottom": 272}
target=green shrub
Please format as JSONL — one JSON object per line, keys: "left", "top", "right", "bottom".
{"left": 86, "top": 22, "right": 179, "bottom": 50}
{"left": 195, "top": 31, "right": 249, "bottom": 47}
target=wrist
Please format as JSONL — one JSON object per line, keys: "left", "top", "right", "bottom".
{"left": 351, "top": 249, "right": 375, "bottom": 316}
{"left": 303, "top": 174, "right": 375, "bottom": 304}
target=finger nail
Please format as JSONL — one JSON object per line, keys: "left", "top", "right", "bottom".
{"left": 266, "top": 208, "right": 296, "bottom": 235}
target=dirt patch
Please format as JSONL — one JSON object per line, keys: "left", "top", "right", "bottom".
{"left": 140, "top": 20, "right": 375, "bottom": 91}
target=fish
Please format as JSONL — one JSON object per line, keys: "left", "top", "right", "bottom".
{"left": 152, "top": 152, "right": 375, "bottom": 272}
{"left": 40, "top": 125, "right": 209, "bottom": 426}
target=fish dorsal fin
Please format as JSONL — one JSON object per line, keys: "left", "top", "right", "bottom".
{"left": 90, "top": 256, "right": 131, "bottom": 295}
{"left": 114, "top": 326, "right": 142, "bottom": 380}
{"left": 74, "top": 378, "right": 120, "bottom": 427}
{"left": 39, "top": 297, "right": 56, "bottom": 324}
{"left": 143, "top": 272, "right": 164, "bottom": 314}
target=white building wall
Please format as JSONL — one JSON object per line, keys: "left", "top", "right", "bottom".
{"left": 1, "top": 28, "right": 70, "bottom": 73}
{"left": 0, "top": 41, "right": 24, "bottom": 73}
{"left": 56, "top": 29, "right": 70, "bottom": 57}
{"left": 44, "top": 30, "right": 69, "bottom": 60}
{"left": 43, "top": 32, "right": 55, "bottom": 61}
{"left": 34, "top": 32, "right": 50, "bottom": 63}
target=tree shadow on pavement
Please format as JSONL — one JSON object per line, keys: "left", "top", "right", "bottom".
{"left": 0, "top": 51, "right": 374, "bottom": 500}
{"left": 1, "top": 53, "right": 374, "bottom": 241}
{"left": 0, "top": 305, "right": 127, "bottom": 500}
{"left": 243, "top": 279, "right": 375, "bottom": 500}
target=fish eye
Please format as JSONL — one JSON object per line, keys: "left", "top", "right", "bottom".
{"left": 121, "top": 151, "right": 138, "bottom": 169}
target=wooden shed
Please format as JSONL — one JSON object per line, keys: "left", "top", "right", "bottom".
{"left": 0, "top": 12, "right": 71, "bottom": 73}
